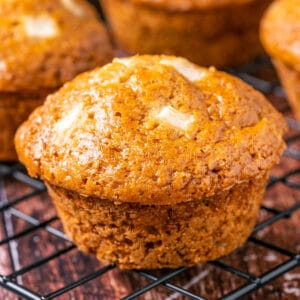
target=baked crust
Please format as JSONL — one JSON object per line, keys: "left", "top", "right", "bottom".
{"left": 260, "top": 0, "right": 300, "bottom": 120}
{"left": 15, "top": 55, "right": 287, "bottom": 204}
{"left": 273, "top": 59, "right": 300, "bottom": 120}
{"left": 47, "top": 176, "right": 265, "bottom": 269}
{"left": 260, "top": 0, "right": 300, "bottom": 72}
{"left": 131, "top": 0, "right": 257, "bottom": 11}
{"left": 0, "top": 90, "right": 51, "bottom": 160}
{"left": 101, "top": 0, "right": 270, "bottom": 67}
{"left": 0, "top": 0, "right": 112, "bottom": 92}
{"left": 0, "top": 0, "right": 113, "bottom": 160}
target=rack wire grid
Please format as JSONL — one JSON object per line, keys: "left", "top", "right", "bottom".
{"left": 0, "top": 56, "right": 299, "bottom": 300}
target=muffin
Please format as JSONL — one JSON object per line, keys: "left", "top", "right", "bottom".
{"left": 15, "top": 55, "right": 286, "bottom": 269}
{"left": 0, "top": 0, "right": 112, "bottom": 161}
{"left": 260, "top": 0, "right": 300, "bottom": 120}
{"left": 100, "top": 0, "right": 272, "bottom": 67}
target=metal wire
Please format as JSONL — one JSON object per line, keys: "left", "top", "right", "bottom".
{"left": 0, "top": 58, "right": 300, "bottom": 299}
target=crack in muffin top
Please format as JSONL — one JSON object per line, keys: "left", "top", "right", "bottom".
{"left": 260, "top": 0, "right": 300, "bottom": 71}
{"left": 15, "top": 55, "right": 287, "bottom": 205}
{"left": 0, "top": 0, "right": 112, "bottom": 92}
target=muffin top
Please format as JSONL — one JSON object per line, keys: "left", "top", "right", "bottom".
{"left": 260, "top": 0, "right": 300, "bottom": 71}
{"left": 131, "top": 0, "right": 257, "bottom": 11}
{"left": 15, "top": 55, "right": 286, "bottom": 205}
{"left": 0, "top": 0, "right": 112, "bottom": 92}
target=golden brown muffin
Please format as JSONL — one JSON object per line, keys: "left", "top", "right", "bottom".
{"left": 15, "top": 55, "right": 286, "bottom": 269}
{"left": 0, "top": 91, "right": 52, "bottom": 161}
{"left": 101, "top": 0, "right": 271, "bottom": 67}
{"left": 260, "top": 0, "right": 300, "bottom": 120}
{"left": 0, "top": 0, "right": 112, "bottom": 160}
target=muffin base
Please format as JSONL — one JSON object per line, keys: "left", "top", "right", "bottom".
{"left": 102, "top": 0, "right": 271, "bottom": 67}
{"left": 273, "top": 59, "right": 300, "bottom": 120}
{"left": 0, "top": 91, "right": 49, "bottom": 161}
{"left": 47, "top": 176, "right": 267, "bottom": 269}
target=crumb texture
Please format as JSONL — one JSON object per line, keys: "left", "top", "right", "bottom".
{"left": 0, "top": 91, "right": 50, "bottom": 161}
{"left": 273, "top": 59, "right": 300, "bottom": 120}
{"left": 130, "top": 0, "right": 257, "bottom": 10}
{"left": 15, "top": 55, "right": 287, "bottom": 204}
{"left": 0, "top": 0, "right": 112, "bottom": 91}
{"left": 102, "top": 0, "right": 270, "bottom": 67}
{"left": 260, "top": 0, "right": 300, "bottom": 71}
{"left": 48, "top": 176, "right": 266, "bottom": 269}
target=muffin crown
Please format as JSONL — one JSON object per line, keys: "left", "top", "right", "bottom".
{"left": 15, "top": 55, "right": 286, "bottom": 204}
{"left": 260, "top": 0, "right": 300, "bottom": 71}
{"left": 0, "top": 0, "right": 112, "bottom": 91}
{"left": 130, "top": 0, "right": 256, "bottom": 10}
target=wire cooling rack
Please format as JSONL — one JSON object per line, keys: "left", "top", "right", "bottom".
{"left": 0, "top": 56, "right": 299, "bottom": 300}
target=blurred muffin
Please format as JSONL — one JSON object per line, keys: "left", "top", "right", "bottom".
{"left": 0, "top": 0, "right": 112, "bottom": 161}
{"left": 261, "top": 0, "right": 300, "bottom": 120}
{"left": 15, "top": 55, "right": 286, "bottom": 269}
{"left": 101, "top": 0, "right": 272, "bottom": 67}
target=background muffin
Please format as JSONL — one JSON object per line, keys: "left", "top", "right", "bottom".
{"left": 260, "top": 0, "right": 300, "bottom": 120}
{"left": 15, "top": 55, "right": 286, "bottom": 269}
{"left": 101, "top": 0, "right": 272, "bottom": 67}
{"left": 0, "top": 0, "right": 112, "bottom": 161}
